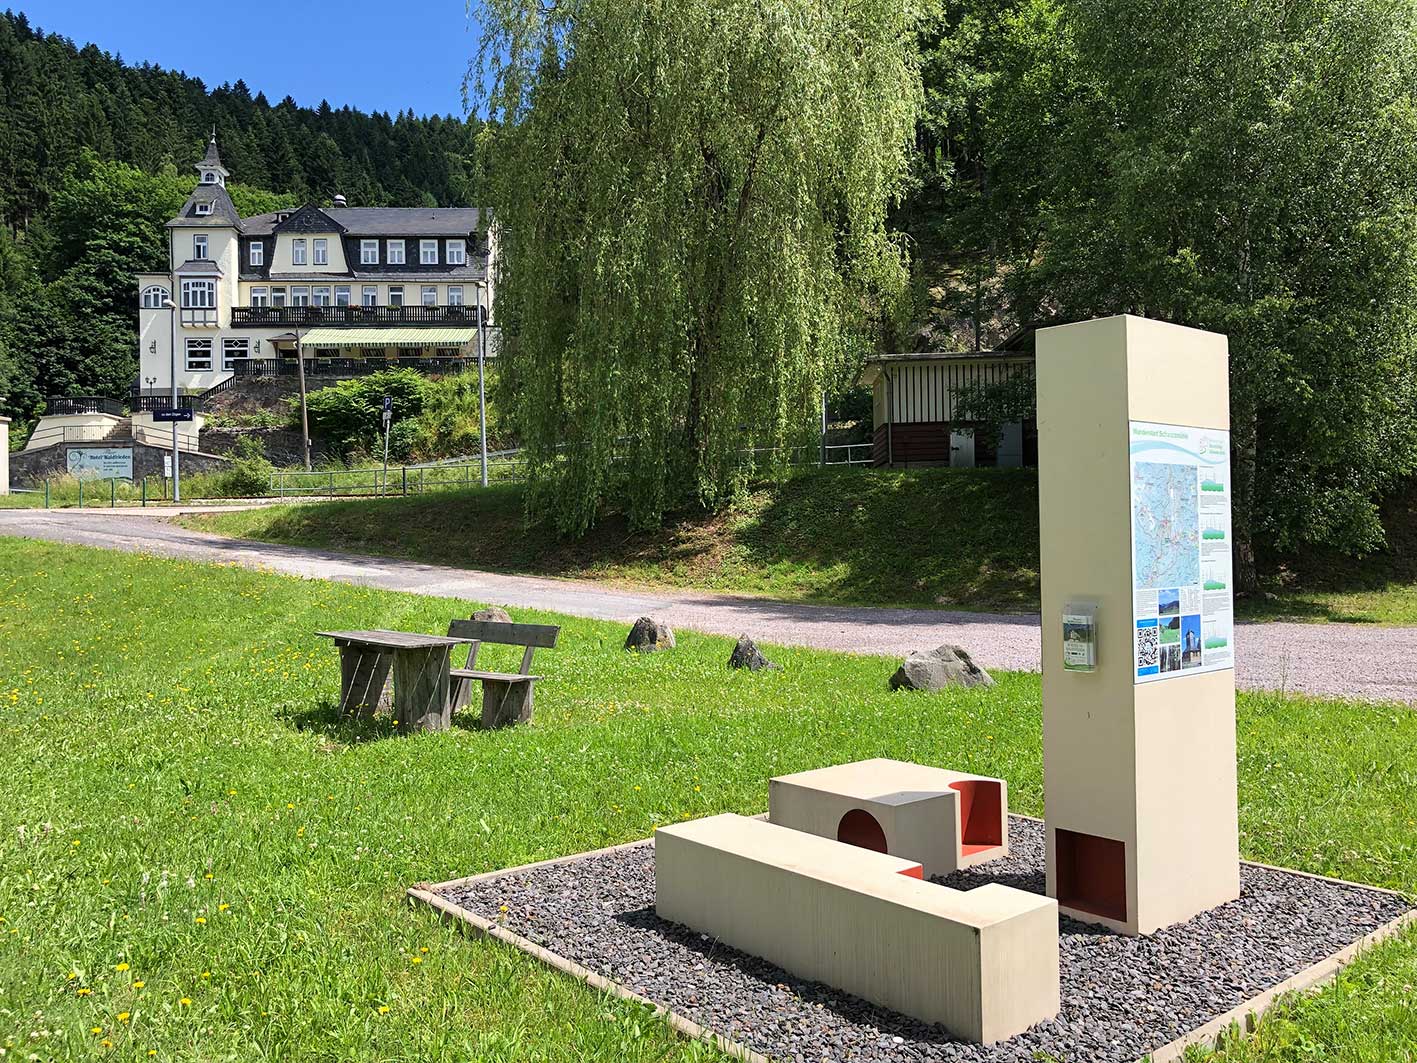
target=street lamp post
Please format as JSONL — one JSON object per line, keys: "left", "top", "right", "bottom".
{"left": 475, "top": 281, "right": 489, "bottom": 487}
{"left": 294, "top": 324, "right": 311, "bottom": 472}
{"left": 160, "top": 297, "right": 181, "bottom": 502}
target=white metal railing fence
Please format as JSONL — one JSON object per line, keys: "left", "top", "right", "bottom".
{"left": 269, "top": 455, "right": 525, "bottom": 498}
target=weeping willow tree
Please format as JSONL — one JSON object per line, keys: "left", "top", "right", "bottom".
{"left": 469, "top": 0, "right": 922, "bottom": 534}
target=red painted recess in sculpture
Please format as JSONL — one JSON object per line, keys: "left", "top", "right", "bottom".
{"left": 950, "top": 779, "right": 1004, "bottom": 855}
{"left": 896, "top": 864, "right": 923, "bottom": 879}
{"left": 836, "top": 808, "right": 889, "bottom": 854}
{"left": 1055, "top": 827, "right": 1128, "bottom": 923}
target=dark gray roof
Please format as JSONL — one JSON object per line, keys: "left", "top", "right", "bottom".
{"left": 242, "top": 206, "right": 484, "bottom": 237}
{"left": 200, "top": 136, "right": 224, "bottom": 170}
{"left": 167, "top": 183, "right": 242, "bottom": 229}
{"left": 176, "top": 259, "right": 223, "bottom": 276}
{"left": 273, "top": 204, "right": 346, "bottom": 234}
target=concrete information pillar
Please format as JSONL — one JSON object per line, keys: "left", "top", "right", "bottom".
{"left": 0, "top": 417, "right": 8, "bottom": 494}
{"left": 1037, "top": 315, "right": 1240, "bottom": 936}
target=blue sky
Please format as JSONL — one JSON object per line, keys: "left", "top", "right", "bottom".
{"left": 16, "top": 0, "right": 482, "bottom": 117}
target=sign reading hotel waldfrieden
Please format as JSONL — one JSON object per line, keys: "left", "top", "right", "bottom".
{"left": 66, "top": 447, "right": 133, "bottom": 481}
{"left": 1128, "top": 421, "right": 1234, "bottom": 683}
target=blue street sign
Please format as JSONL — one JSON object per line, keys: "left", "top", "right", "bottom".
{"left": 152, "top": 407, "right": 194, "bottom": 423}
{"left": 382, "top": 396, "right": 392, "bottom": 414}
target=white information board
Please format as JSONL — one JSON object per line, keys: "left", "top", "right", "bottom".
{"left": 67, "top": 447, "right": 133, "bottom": 481}
{"left": 1128, "top": 421, "right": 1234, "bottom": 683}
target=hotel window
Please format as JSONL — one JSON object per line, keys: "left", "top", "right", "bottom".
{"left": 421, "top": 285, "right": 437, "bottom": 307}
{"left": 140, "top": 285, "right": 169, "bottom": 309}
{"left": 313, "top": 286, "right": 332, "bottom": 307}
{"left": 335, "top": 285, "right": 351, "bottom": 307}
{"left": 222, "top": 337, "right": 249, "bottom": 371}
{"left": 446, "top": 239, "right": 465, "bottom": 265}
{"left": 361, "top": 285, "right": 378, "bottom": 307}
{"left": 447, "top": 285, "right": 464, "bottom": 306}
{"left": 313, "top": 238, "right": 328, "bottom": 265}
{"left": 291, "top": 286, "right": 310, "bottom": 307}
{"left": 250, "top": 287, "right": 269, "bottom": 307}
{"left": 193, "top": 234, "right": 209, "bottom": 260}
{"left": 271, "top": 286, "right": 287, "bottom": 307}
{"left": 185, "top": 337, "right": 213, "bottom": 371}
{"left": 360, "top": 239, "right": 379, "bottom": 264}
{"left": 292, "top": 239, "right": 307, "bottom": 265}
{"left": 249, "top": 242, "right": 264, "bottom": 267}
{"left": 420, "top": 240, "right": 438, "bottom": 264}
{"left": 361, "top": 347, "right": 384, "bottom": 359}
{"left": 388, "top": 285, "right": 404, "bottom": 307}
{"left": 181, "top": 279, "right": 216, "bottom": 308}
{"left": 387, "top": 239, "right": 405, "bottom": 264}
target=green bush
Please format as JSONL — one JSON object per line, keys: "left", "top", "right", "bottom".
{"left": 300, "top": 370, "right": 430, "bottom": 457}
{"left": 215, "top": 435, "right": 274, "bottom": 497}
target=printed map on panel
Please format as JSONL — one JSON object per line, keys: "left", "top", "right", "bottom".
{"left": 1131, "top": 461, "right": 1200, "bottom": 590}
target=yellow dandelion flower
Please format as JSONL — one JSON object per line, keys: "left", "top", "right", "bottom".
{"left": 133, "top": 981, "right": 145, "bottom": 989}
{"left": 200, "top": 971, "right": 210, "bottom": 979}
{"left": 90, "top": 1026, "right": 102, "bottom": 1035}
{"left": 69, "top": 970, "right": 80, "bottom": 980}
{"left": 218, "top": 904, "right": 230, "bottom": 912}
{"left": 101, "top": 1038, "right": 113, "bottom": 1048}
{"left": 204, "top": 873, "right": 213, "bottom": 880}
{"left": 117, "top": 1012, "right": 130, "bottom": 1023}
{"left": 378, "top": 1005, "right": 390, "bottom": 1014}
{"left": 77, "top": 987, "right": 93, "bottom": 996}
{"left": 194, "top": 916, "right": 206, "bottom": 925}
{"left": 409, "top": 956, "right": 422, "bottom": 965}
{"left": 114, "top": 962, "right": 129, "bottom": 972}
{"left": 179, "top": 997, "right": 191, "bottom": 1007}
{"left": 148, "top": 1051, "right": 157, "bottom": 1057}
{"left": 419, "top": 946, "right": 428, "bottom": 954}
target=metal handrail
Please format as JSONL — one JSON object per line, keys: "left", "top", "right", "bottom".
{"left": 230, "top": 305, "right": 489, "bottom": 327}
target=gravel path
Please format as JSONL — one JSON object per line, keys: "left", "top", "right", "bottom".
{"left": 440, "top": 818, "right": 1411, "bottom": 1063}
{"left": 2, "top": 508, "right": 1415, "bottom": 701}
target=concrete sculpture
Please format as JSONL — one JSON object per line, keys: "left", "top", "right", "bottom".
{"left": 769, "top": 758, "right": 1008, "bottom": 878}
{"left": 655, "top": 814, "right": 1059, "bottom": 1044}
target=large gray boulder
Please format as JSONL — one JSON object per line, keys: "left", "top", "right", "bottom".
{"left": 625, "top": 616, "right": 676, "bottom": 653}
{"left": 728, "top": 635, "right": 779, "bottom": 672}
{"left": 471, "top": 606, "right": 513, "bottom": 624}
{"left": 889, "top": 644, "right": 994, "bottom": 691}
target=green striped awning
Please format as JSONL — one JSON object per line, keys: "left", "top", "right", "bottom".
{"left": 299, "top": 327, "right": 477, "bottom": 349}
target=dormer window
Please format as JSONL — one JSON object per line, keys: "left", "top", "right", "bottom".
{"left": 250, "top": 243, "right": 264, "bottom": 268}
{"left": 193, "top": 234, "right": 209, "bottom": 260}
{"left": 446, "top": 239, "right": 465, "bottom": 265}
{"left": 360, "top": 240, "right": 378, "bottom": 265}
{"left": 420, "top": 240, "right": 438, "bottom": 264}
{"left": 202, "top": 171, "right": 218, "bottom": 184}
{"left": 195, "top": 202, "right": 212, "bottom": 216}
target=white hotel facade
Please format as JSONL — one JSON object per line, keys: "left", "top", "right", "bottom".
{"left": 136, "top": 136, "right": 495, "bottom": 397}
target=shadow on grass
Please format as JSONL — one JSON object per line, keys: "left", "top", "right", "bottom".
{"left": 280, "top": 699, "right": 491, "bottom": 744}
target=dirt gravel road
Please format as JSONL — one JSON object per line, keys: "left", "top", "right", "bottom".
{"left": 1, "top": 508, "right": 1412, "bottom": 702}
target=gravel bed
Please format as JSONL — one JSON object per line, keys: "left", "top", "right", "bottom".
{"left": 439, "top": 818, "right": 1411, "bottom": 1063}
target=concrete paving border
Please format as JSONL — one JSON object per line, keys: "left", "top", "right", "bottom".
{"left": 409, "top": 820, "right": 1416, "bottom": 1063}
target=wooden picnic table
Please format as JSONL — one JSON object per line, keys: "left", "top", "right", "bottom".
{"left": 316, "top": 630, "right": 473, "bottom": 732}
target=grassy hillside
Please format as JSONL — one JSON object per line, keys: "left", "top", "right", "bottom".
{"left": 187, "top": 467, "right": 1042, "bottom": 612}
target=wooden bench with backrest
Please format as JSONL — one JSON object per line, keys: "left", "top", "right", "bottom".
{"left": 446, "top": 618, "right": 561, "bottom": 728}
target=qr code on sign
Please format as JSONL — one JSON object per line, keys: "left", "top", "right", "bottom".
{"left": 1136, "top": 624, "right": 1159, "bottom": 670}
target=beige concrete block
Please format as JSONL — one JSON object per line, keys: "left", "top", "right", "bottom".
{"left": 655, "top": 814, "right": 1058, "bottom": 1044}
{"left": 769, "top": 758, "right": 1008, "bottom": 877}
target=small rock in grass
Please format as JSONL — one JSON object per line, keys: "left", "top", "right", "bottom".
{"left": 889, "top": 644, "right": 994, "bottom": 691}
{"left": 728, "top": 636, "right": 779, "bottom": 672}
{"left": 625, "top": 617, "right": 675, "bottom": 653}
{"left": 471, "top": 606, "right": 513, "bottom": 624}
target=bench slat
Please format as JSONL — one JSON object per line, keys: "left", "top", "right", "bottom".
{"left": 451, "top": 669, "right": 542, "bottom": 683}
{"left": 448, "top": 619, "right": 560, "bottom": 649}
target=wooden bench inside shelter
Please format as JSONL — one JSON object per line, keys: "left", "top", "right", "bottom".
{"left": 447, "top": 618, "right": 561, "bottom": 728}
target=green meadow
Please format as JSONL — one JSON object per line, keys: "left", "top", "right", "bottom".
{"left": 0, "top": 538, "right": 1413, "bottom": 1061}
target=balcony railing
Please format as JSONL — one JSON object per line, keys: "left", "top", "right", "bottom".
{"left": 232, "top": 356, "right": 474, "bottom": 379}
{"left": 230, "top": 305, "right": 488, "bottom": 327}
{"left": 45, "top": 395, "right": 125, "bottom": 417}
